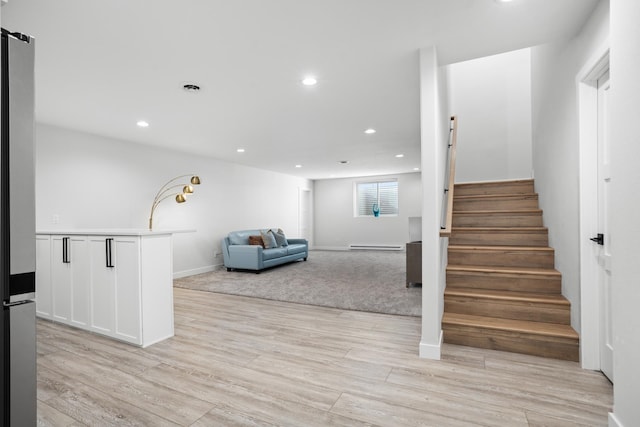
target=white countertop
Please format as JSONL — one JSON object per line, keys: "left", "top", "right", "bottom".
{"left": 37, "top": 229, "right": 196, "bottom": 236}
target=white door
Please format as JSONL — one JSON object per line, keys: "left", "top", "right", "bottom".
{"left": 595, "top": 70, "right": 613, "bottom": 382}
{"left": 299, "top": 188, "right": 312, "bottom": 241}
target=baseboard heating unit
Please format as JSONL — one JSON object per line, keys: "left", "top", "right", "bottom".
{"left": 348, "top": 244, "right": 403, "bottom": 251}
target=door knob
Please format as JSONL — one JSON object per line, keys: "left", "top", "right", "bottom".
{"left": 590, "top": 233, "right": 604, "bottom": 245}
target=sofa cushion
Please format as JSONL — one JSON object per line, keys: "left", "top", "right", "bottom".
{"left": 286, "top": 244, "right": 307, "bottom": 256}
{"left": 271, "top": 228, "right": 288, "bottom": 247}
{"left": 263, "top": 247, "right": 288, "bottom": 260}
{"left": 248, "top": 235, "right": 264, "bottom": 247}
{"left": 228, "top": 230, "right": 259, "bottom": 245}
{"left": 261, "top": 229, "right": 278, "bottom": 249}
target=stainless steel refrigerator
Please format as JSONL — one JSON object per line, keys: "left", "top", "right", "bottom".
{"left": 0, "top": 28, "right": 36, "bottom": 425}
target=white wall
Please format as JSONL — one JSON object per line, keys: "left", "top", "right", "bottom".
{"left": 530, "top": 1, "right": 609, "bottom": 333}
{"left": 313, "top": 173, "right": 421, "bottom": 249}
{"left": 449, "top": 48, "right": 533, "bottom": 183}
{"left": 419, "top": 46, "right": 450, "bottom": 360}
{"left": 609, "top": 1, "right": 640, "bottom": 425}
{"left": 35, "top": 124, "right": 313, "bottom": 277}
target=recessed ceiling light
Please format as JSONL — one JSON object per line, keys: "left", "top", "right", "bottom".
{"left": 302, "top": 77, "right": 317, "bottom": 86}
{"left": 364, "top": 128, "right": 376, "bottom": 134}
{"left": 395, "top": 154, "right": 404, "bottom": 158}
{"left": 237, "top": 148, "right": 245, "bottom": 153}
{"left": 295, "top": 164, "right": 302, "bottom": 168}
{"left": 136, "top": 120, "right": 149, "bottom": 128}
{"left": 494, "top": 0, "right": 514, "bottom": 3}
{"left": 413, "top": 167, "right": 420, "bottom": 171}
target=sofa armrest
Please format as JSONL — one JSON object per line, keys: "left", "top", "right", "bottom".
{"left": 226, "top": 244, "right": 264, "bottom": 270}
{"left": 286, "top": 238, "right": 308, "bottom": 246}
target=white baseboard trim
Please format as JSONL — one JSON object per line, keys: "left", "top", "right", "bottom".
{"left": 609, "top": 412, "right": 623, "bottom": 427}
{"left": 311, "top": 246, "right": 350, "bottom": 251}
{"left": 419, "top": 330, "right": 443, "bottom": 360}
{"left": 173, "top": 264, "right": 221, "bottom": 279}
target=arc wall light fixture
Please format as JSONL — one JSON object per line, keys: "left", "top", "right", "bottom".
{"left": 149, "top": 174, "right": 201, "bottom": 230}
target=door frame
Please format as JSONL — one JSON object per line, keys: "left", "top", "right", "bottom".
{"left": 298, "top": 187, "right": 312, "bottom": 244}
{"left": 577, "top": 41, "right": 609, "bottom": 370}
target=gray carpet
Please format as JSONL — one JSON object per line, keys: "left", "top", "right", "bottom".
{"left": 174, "top": 250, "right": 421, "bottom": 317}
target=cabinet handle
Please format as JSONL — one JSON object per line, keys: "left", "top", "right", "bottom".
{"left": 62, "top": 237, "right": 70, "bottom": 263}
{"left": 105, "top": 238, "right": 114, "bottom": 268}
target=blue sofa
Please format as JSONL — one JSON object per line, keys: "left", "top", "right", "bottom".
{"left": 222, "top": 229, "right": 308, "bottom": 272}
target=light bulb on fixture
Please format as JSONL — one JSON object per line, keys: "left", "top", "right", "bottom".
{"left": 148, "top": 174, "right": 201, "bottom": 230}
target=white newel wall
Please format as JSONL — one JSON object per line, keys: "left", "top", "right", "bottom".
{"left": 609, "top": 1, "right": 640, "bottom": 425}
{"left": 418, "top": 46, "right": 450, "bottom": 360}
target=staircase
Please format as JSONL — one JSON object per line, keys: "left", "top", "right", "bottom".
{"left": 442, "top": 179, "right": 579, "bottom": 362}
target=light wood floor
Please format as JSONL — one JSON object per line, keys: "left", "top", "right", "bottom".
{"left": 37, "top": 288, "right": 613, "bottom": 426}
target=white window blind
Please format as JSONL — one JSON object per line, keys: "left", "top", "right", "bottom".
{"left": 356, "top": 180, "right": 398, "bottom": 216}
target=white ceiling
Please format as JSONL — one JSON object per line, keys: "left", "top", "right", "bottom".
{"left": 2, "top": 0, "right": 599, "bottom": 180}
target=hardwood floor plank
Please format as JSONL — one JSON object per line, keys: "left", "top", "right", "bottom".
{"left": 39, "top": 351, "right": 212, "bottom": 425}
{"left": 330, "top": 392, "right": 512, "bottom": 427}
{"left": 36, "top": 400, "right": 78, "bottom": 427}
{"left": 35, "top": 288, "right": 613, "bottom": 426}
{"left": 44, "top": 383, "right": 179, "bottom": 426}
{"left": 250, "top": 353, "right": 529, "bottom": 426}
{"left": 385, "top": 361, "right": 611, "bottom": 425}
{"left": 37, "top": 319, "right": 161, "bottom": 375}
{"left": 37, "top": 365, "right": 83, "bottom": 403}
{"left": 191, "top": 404, "right": 281, "bottom": 427}
{"left": 141, "top": 362, "right": 342, "bottom": 412}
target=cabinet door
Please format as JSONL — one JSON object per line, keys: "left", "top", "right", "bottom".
{"left": 89, "top": 236, "right": 115, "bottom": 335}
{"left": 51, "top": 236, "right": 72, "bottom": 322}
{"left": 113, "top": 237, "right": 141, "bottom": 343}
{"left": 69, "top": 237, "right": 90, "bottom": 328}
{"left": 35, "top": 235, "right": 52, "bottom": 319}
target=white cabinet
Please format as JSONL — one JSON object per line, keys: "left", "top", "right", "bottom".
{"left": 35, "top": 235, "right": 89, "bottom": 326}
{"left": 36, "top": 230, "right": 175, "bottom": 347}
{"left": 88, "top": 236, "right": 142, "bottom": 344}
{"left": 51, "top": 236, "right": 90, "bottom": 326}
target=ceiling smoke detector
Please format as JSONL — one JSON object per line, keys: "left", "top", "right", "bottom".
{"left": 183, "top": 83, "right": 201, "bottom": 92}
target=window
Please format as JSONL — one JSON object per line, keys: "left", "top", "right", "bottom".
{"left": 356, "top": 180, "right": 398, "bottom": 217}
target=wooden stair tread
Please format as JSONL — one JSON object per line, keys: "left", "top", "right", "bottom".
{"left": 442, "top": 313, "right": 578, "bottom": 340}
{"left": 448, "top": 245, "right": 553, "bottom": 252}
{"left": 453, "top": 209, "right": 542, "bottom": 215}
{"left": 444, "top": 288, "right": 570, "bottom": 305}
{"left": 447, "top": 264, "right": 561, "bottom": 276}
{"left": 454, "top": 179, "right": 534, "bottom": 187}
{"left": 454, "top": 193, "right": 537, "bottom": 200}
{"left": 452, "top": 227, "right": 548, "bottom": 232}
{"left": 446, "top": 179, "right": 577, "bottom": 361}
